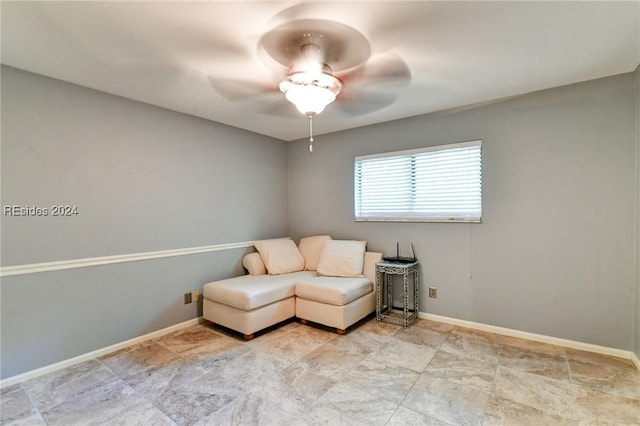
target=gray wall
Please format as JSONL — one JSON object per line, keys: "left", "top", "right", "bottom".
{"left": 289, "top": 73, "right": 637, "bottom": 351}
{"left": 1, "top": 66, "right": 289, "bottom": 379}
{"left": 2, "top": 65, "right": 637, "bottom": 379}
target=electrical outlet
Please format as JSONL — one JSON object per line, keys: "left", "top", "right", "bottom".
{"left": 191, "top": 290, "right": 200, "bottom": 303}
{"left": 429, "top": 287, "right": 438, "bottom": 298}
{"left": 184, "top": 292, "right": 192, "bottom": 304}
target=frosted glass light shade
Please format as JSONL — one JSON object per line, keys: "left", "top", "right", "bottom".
{"left": 279, "top": 71, "right": 343, "bottom": 116}
{"left": 284, "top": 84, "right": 336, "bottom": 115}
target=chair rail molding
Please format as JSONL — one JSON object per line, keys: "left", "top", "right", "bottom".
{"left": 0, "top": 240, "right": 260, "bottom": 278}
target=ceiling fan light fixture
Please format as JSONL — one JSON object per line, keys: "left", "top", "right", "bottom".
{"left": 282, "top": 83, "right": 335, "bottom": 115}
{"left": 279, "top": 71, "right": 343, "bottom": 115}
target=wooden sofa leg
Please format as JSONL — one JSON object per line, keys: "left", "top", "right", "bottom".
{"left": 336, "top": 328, "right": 346, "bottom": 335}
{"left": 243, "top": 334, "right": 254, "bottom": 341}
{"left": 299, "top": 319, "right": 308, "bottom": 325}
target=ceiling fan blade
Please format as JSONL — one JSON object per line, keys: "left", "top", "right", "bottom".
{"left": 200, "top": 39, "right": 251, "bottom": 63}
{"left": 259, "top": 97, "right": 299, "bottom": 118}
{"left": 339, "top": 51, "right": 411, "bottom": 87}
{"left": 336, "top": 90, "right": 398, "bottom": 116}
{"left": 207, "top": 77, "right": 277, "bottom": 101}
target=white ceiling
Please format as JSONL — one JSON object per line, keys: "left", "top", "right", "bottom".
{"left": 2, "top": 1, "right": 639, "bottom": 141}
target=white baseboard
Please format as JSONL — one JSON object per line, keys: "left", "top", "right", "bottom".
{"left": 420, "top": 312, "right": 639, "bottom": 369}
{"left": 4, "top": 313, "right": 638, "bottom": 388}
{"left": 0, "top": 317, "right": 202, "bottom": 389}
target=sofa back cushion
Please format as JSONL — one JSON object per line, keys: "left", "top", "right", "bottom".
{"left": 254, "top": 238, "right": 305, "bottom": 275}
{"left": 317, "top": 240, "right": 367, "bottom": 278}
{"left": 298, "top": 235, "right": 332, "bottom": 271}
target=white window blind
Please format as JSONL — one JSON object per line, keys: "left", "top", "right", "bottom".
{"left": 354, "top": 140, "right": 482, "bottom": 222}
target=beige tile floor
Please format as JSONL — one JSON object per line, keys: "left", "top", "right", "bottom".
{"left": 2, "top": 317, "right": 640, "bottom": 425}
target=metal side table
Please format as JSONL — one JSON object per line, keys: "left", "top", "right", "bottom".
{"left": 375, "top": 261, "right": 419, "bottom": 327}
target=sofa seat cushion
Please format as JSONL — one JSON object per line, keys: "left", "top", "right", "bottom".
{"left": 295, "top": 276, "right": 373, "bottom": 307}
{"left": 204, "top": 271, "right": 316, "bottom": 310}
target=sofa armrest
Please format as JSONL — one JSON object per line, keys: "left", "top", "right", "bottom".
{"left": 243, "top": 252, "right": 267, "bottom": 275}
{"left": 363, "top": 252, "right": 383, "bottom": 284}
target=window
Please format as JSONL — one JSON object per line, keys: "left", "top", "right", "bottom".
{"left": 354, "top": 140, "right": 482, "bottom": 222}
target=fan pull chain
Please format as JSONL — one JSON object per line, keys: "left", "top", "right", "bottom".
{"left": 308, "top": 114, "right": 314, "bottom": 153}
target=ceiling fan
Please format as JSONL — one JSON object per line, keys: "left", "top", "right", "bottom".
{"left": 208, "top": 16, "right": 411, "bottom": 151}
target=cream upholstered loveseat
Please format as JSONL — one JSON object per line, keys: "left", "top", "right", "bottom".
{"left": 202, "top": 236, "right": 382, "bottom": 339}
